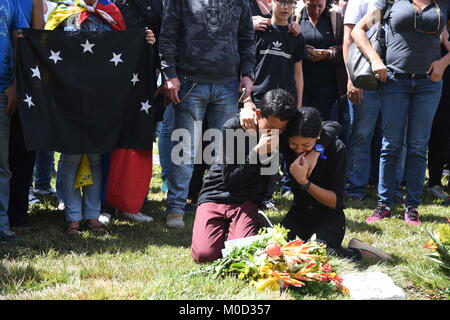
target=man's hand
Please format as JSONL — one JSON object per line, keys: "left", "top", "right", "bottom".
{"left": 254, "top": 130, "right": 278, "bottom": 155}
{"left": 163, "top": 77, "right": 181, "bottom": 105}
{"left": 252, "top": 16, "right": 271, "bottom": 31}
{"left": 239, "top": 76, "right": 253, "bottom": 100}
{"left": 303, "top": 150, "right": 319, "bottom": 178}
{"left": 289, "top": 156, "right": 309, "bottom": 185}
{"left": 240, "top": 102, "right": 258, "bottom": 132}
{"left": 5, "top": 84, "right": 17, "bottom": 115}
{"left": 347, "top": 80, "right": 363, "bottom": 105}
{"left": 145, "top": 29, "right": 156, "bottom": 45}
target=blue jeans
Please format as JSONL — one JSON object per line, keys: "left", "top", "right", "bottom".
{"left": 0, "top": 92, "right": 11, "bottom": 231}
{"left": 378, "top": 74, "right": 443, "bottom": 208}
{"left": 157, "top": 104, "right": 175, "bottom": 181}
{"left": 165, "top": 79, "right": 239, "bottom": 214}
{"left": 346, "top": 90, "right": 406, "bottom": 199}
{"left": 60, "top": 153, "right": 102, "bottom": 222}
{"left": 34, "top": 151, "right": 54, "bottom": 190}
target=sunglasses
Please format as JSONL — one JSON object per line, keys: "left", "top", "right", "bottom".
{"left": 414, "top": 1, "right": 441, "bottom": 35}
{"left": 275, "top": 1, "right": 297, "bottom": 8}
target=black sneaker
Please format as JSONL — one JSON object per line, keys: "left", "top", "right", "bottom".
{"left": 0, "top": 229, "right": 17, "bottom": 243}
{"left": 257, "top": 210, "right": 274, "bottom": 229}
{"left": 261, "top": 200, "right": 278, "bottom": 211}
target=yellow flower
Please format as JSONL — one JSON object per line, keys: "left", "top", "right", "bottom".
{"left": 254, "top": 277, "right": 281, "bottom": 291}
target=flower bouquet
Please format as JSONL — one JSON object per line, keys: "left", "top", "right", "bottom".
{"left": 191, "top": 225, "right": 344, "bottom": 292}
{"left": 423, "top": 220, "right": 450, "bottom": 273}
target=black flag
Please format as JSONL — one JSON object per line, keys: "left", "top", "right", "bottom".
{"left": 16, "top": 29, "right": 157, "bottom": 154}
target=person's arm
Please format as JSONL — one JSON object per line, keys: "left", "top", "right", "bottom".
{"left": 289, "top": 156, "right": 338, "bottom": 209}
{"left": 428, "top": 26, "right": 450, "bottom": 82}
{"left": 343, "top": 23, "right": 363, "bottom": 105}
{"left": 32, "top": 0, "right": 45, "bottom": 29}
{"left": 294, "top": 61, "right": 303, "bottom": 107}
{"left": 159, "top": 1, "right": 182, "bottom": 104}
{"left": 238, "top": 1, "right": 257, "bottom": 99}
{"left": 351, "top": 5, "right": 387, "bottom": 82}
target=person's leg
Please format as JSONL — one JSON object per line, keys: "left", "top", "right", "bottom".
{"left": 81, "top": 154, "right": 102, "bottom": 222}
{"left": 377, "top": 76, "right": 410, "bottom": 208}
{"left": 165, "top": 81, "right": 208, "bottom": 225}
{"left": 191, "top": 202, "right": 229, "bottom": 263}
{"left": 403, "top": 78, "right": 443, "bottom": 210}
{"left": 188, "top": 118, "right": 209, "bottom": 205}
{"left": 158, "top": 104, "right": 175, "bottom": 184}
{"left": 226, "top": 201, "right": 260, "bottom": 241}
{"left": 55, "top": 153, "right": 64, "bottom": 208}
{"left": 33, "top": 151, "right": 55, "bottom": 192}
{"left": 8, "top": 112, "right": 36, "bottom": 227}
{"left": 60, "top": 154, "right": 83, "bottom": 224}
{"left": 346, "top": 90, "right": 381, "bottom": 199}
{"left": 0, "top": 93, "right": 12, "bottom": 234}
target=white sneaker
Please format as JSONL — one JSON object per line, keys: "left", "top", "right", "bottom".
{"left": 428, "top": 185, "right": 449, "bottom": 200}
{"left": 98, "top": 213, "right": 112, "bottom": 225}
{"left": 28, "top": 191, "right": 41, "bottom": 205}
{"left": 166, "top": 212, "right": 185, "bottom": 229}
{"left": 57, "top": 202, "right": 65, "bottom": 211}
{"left": 121, "top": 212, "right": 153, "bottom": 223}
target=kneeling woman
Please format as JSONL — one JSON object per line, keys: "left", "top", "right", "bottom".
{"left": 281, "top": 107, "right": 389, "bottom": 261}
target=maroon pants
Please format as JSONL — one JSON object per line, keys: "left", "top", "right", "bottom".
{"left": 191, "top": 201, "right": 259, "bottom": 263}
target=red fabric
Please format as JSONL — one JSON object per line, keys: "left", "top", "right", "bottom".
{"left": 78, "top": 1, "right": 126, "bottom": 31}
{"left": 106, "top": 149, "right": 152, "bottom": 214}
{"left": 191, "top": 201, "right": 259, "bottom": 263}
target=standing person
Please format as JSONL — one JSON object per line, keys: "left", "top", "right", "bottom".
{"left": 7, "top": 0, "right": 45, "bottom": 228}
{"left": 111, "top": 0, "right": 163, "bottom": 223}
{"left": 298, "top": 0, "right": 347, "bottom": 121}
{"left": 0, "top": 0, "right": 29, "bottom": 242}
{"left": 282, "top": 107, "right": 391, "bottom": 261}
{"left": 353, "top": 0, "right": 450, "bottom": 225}
{"left": 427, "top": 27, "right": 450, "bottom": 202}
{"left": 159, "top": 0, "right": 256, "bottom": 230}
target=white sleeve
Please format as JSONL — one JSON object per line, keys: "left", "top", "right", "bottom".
{"left": 343, "top": 0, "right": 364, "bottom": 26}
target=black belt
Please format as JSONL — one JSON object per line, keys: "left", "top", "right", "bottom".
{"left": 392, "top": 72, "right": 428, "bottom": 79}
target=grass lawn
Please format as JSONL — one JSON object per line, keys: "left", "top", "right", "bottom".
{"left": 0, "top": 160, "right": 449, "bottom": 300}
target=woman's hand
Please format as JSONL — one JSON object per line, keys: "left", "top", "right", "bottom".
{"left": 145, "top": 29, "right": 156, "bottom": 45}
{"left": 303, "top": 150, "right": 319, "bottom": 178}
{"left": 370, "top": 57, "right": 388, "bottom": 82}
{"left": 306, "top": 45, "right": 330, "bottom": 62}
{"left": 290, "top": 156, "right": 309, "bottom": 185}
{"left": 427, "top": 59, "right": 447, "bottom": 82}
{"left": 288, "top": 22, "right": 301, "bottom": 36}
{"left": 252, "top": 16, "right": 271, "bottom": 31}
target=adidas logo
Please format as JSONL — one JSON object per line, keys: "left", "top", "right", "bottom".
{"left": 272, "top": 41, "right": 282, "bottom": 49}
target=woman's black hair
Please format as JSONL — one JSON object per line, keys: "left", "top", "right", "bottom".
{"left": 286, "top": 106, "right": 322, "bottom": 138}
{"left": 259, "top": 89, "right": 298, "bottom": 122}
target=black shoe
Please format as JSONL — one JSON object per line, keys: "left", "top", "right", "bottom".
{"left": 261, "top": 200, "right": 278, "bottom": 211}
{"left": 0, "top": 229, "right": 17, "bottom": 243}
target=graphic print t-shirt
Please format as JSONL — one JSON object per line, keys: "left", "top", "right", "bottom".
{"left": 253, "top": 25, "right": 307, "bottom": 104}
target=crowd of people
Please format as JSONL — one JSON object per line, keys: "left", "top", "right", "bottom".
{"left": 1, "top": 0, "right": 449, "bottom": 264}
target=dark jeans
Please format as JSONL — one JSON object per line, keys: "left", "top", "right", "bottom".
{"left": 428, "top": 70, "right": 450, "bottom": 187}
{"left": 281, "top": 206, "right": 361, "bottom": 261}
{"left": 8, "top": 112, "right": 36, "bottom": 225}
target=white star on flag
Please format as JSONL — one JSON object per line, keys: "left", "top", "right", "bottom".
{"left": 140, "top": 100, "right": 152, "bottom": 114}
{"left": 49, "top": 50, "right": 62, "bottom": 64}
{"left": 131, "top": 73, "right": 140, "bottom": 86}
{"left": 31, "top": 66, "right": 41, "bottom": 80}
{"left": 23, "top": 94, "right": 35, "bottom": 108}
{"left": 81, "top": 40, "right": 95, "bottom": 53}
{"left": 110, "top": 53, "right": 123, "bottom": 66}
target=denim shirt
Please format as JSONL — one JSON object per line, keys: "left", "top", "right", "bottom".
{"left": 62, "top": 13, "right": 113, "bottom": 32}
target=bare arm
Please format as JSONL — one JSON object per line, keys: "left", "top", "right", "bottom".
{"left": 351, "top": 6, "right": 387, "bottom": 82}
{"left": 294, "top": 61, "right": 303, "bottom": 107}
{"left": 32, "top": 0, "right": 45, "bottom": 29}
{"left": 343, "top": 24, "right": 363, "bottom": 105}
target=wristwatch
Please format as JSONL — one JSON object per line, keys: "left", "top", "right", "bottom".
{"left": 300, "top": 181, "right": 311, "bottom": 191}
{"left": 313, "top": 143, "right": 327, "bottom": 159}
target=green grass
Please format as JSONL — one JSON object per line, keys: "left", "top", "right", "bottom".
{"left": 0, "top": 161, "right": 449, "bottom": 300}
